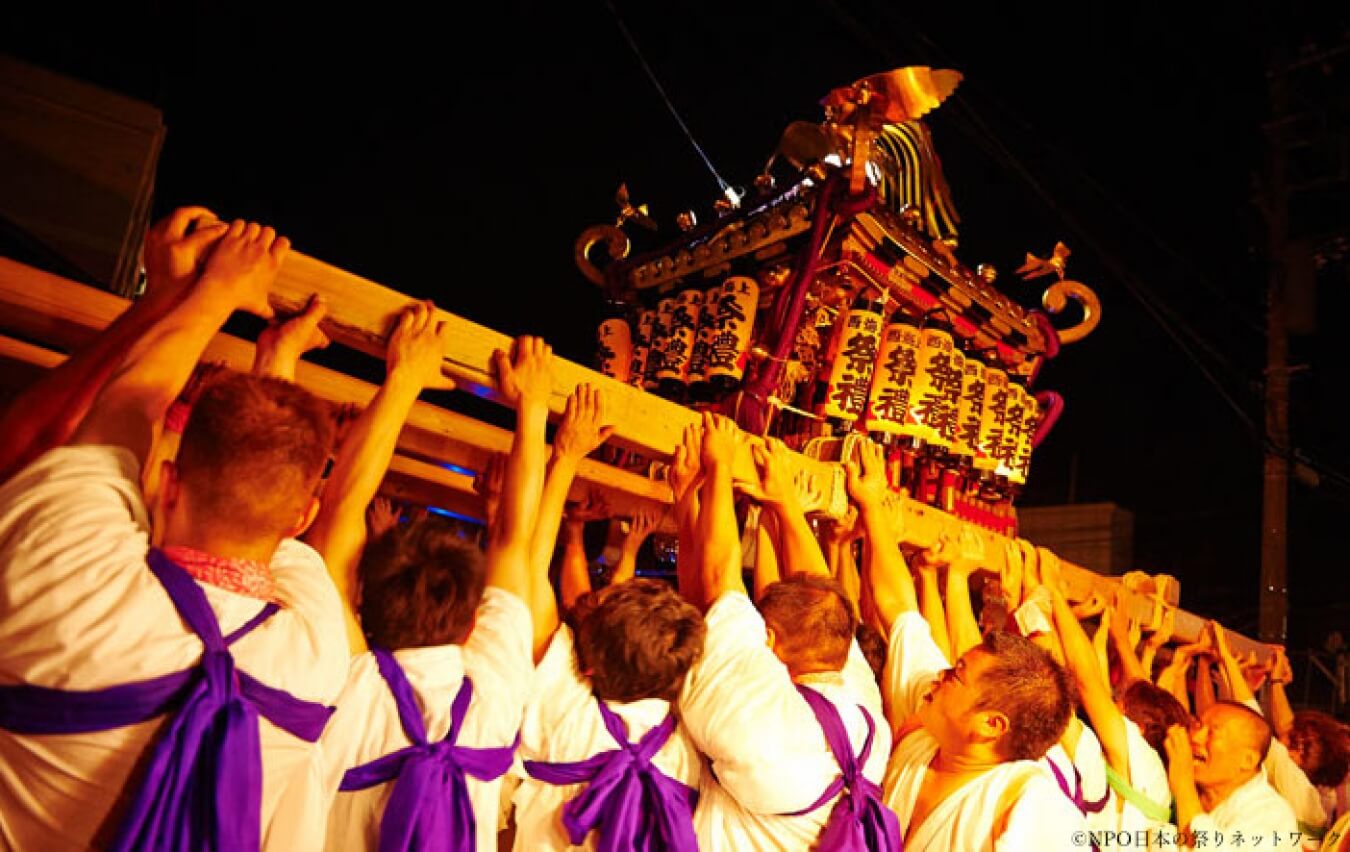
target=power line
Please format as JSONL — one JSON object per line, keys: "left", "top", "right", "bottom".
{"left": 603, "top": 0, "right": 733, "bottom": 198}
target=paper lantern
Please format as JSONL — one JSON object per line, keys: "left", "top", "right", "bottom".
{"left": 705, "top": 276, "right": 759, "bottom": 390}
{"left": 820, "top": 295, "right": 884, "bottom": 422}
{"left": 628, "top": 309, "right": 656, "bottom": 388}
{"left": 655, "top": 288, "right": 704, "bottom": 386}
{"left": 864, "top": 316, "right": 922, "bottom": 436}
{"left": 596, "top": 318, "right": 632, "bottom": 383}
{"left": 975, "top": 366, "right": 1009, "bottom": 474}
{"left": 907, "top": 325, "right": 963, "bottom": 451}
{"left": 953, "top": 352, "right": 986, "bottom": 460}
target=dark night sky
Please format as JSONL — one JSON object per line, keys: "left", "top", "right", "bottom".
{"left": 4, "top": 2, "right": 1347, "bottom": 645}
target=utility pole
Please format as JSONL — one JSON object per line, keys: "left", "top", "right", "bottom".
{"left": 1260, "top": 57, "right": 1290, "bottom": 645}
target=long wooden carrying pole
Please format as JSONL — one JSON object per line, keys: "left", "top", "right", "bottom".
{"left": 0, "top": 254, "right": 1271, "bottom": 660}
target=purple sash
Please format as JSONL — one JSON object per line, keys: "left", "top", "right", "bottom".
{"left": 783, "top": 684, "right": 903, "bottom": 852}
{"left": 338, "top": 649, "right": 517, "bottom": 852}
{"left": 1046, "top": 755, "right": 1111, "bottom": 815}
{"left": 522, "top": 698, "right": 699, "bottom": 852}
{"left": 0, "top": 548, "right": 335, "bottom": 851}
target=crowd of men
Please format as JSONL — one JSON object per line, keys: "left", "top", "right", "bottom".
{"left": 0, "top": 208, "right": 1347, "bottom": 850}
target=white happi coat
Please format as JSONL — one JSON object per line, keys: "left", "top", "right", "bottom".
{"left": 880, "top": 611, "right": 1087, "bottom": 851}
{"left": 511, "top": 625, "right": 705, "bottom": 851}
{"left": 0, "top": 446, "right": 349, "bottom": 851}
{"left": 679, "top": 591, "right": 891, "bottom": 851}
{"left": 321, "top": 588, "right": 533, "bottom": 852}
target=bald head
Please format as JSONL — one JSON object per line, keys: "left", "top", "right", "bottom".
{"left": 1191, "top": 700, "right": 1274, "bottom": 791}
{"left": 1210, "top": 701, "right": 1274, "bottom": 761}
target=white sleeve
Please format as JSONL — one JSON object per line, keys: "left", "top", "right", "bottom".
{"left": 678, "top": 591, "right": 829, "bottom": 813}
{"left": 1266, "top": 739, "right": 1328, "bottom": 830}
{"left": 996, "top": 774, "right": 1087, "bottom": 851}
{"left": 1240, "top": 699, "right": 1328, "bottom": 830}
{"left": 462, "top": 588, "right": 534, "bottom": 743}
{"left": 882, "top": 611, "right": 951, "bottom": 724}
{"left": 266, "top": 538, "right": 351, "bottom": 704}
{"left": 518, "top": 624, "right": 594, "bottom": 758}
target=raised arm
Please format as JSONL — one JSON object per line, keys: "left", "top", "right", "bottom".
{"left": 305, "top": 301, "right": 455, "bottom": 653}
{"left": 485, "top": 336, "right": 554, "bottom": 602}
{"left": 252, "top": 294, "right": 330, "bottom": 381}
{"left": 733, "top": 437, "right": 829, "bottom": 578}
{"left": 752, "top": 507, "right": 782, "bottom": 601}
{"left": 1040, "top": 547, "right": 1132, "bottom": 784}
{"left": 611, "top": 502, "right": 659, "bottom": 587}
{"left": 1139, "top": 608, "right": 1175, "bottom": 680}
{"left": 526, "top": 384, "right": 614, "bottom": 658}
{"left": 668, "top": 423, "right": 704, "bottom": 606}
{"left": 823, "top": 508, "right": 862, "bottom": 612}
{"left": 1108, "top": 591, "right": 1150, "bottom": 684}
{"left": 696, "top": 413, "right": 746, "bottom": 607}
{"left": 557, "top": 492, "right": 608, "bottom": 612}
{"left": 73, "top": 219, "right": 285, "bottom": 466}
{"left": 1211, "top": 622, "right": 1256, "bottom": 704}
{"left": 1267, "top": 646, "right": 1295, "bottom": 739}
{"left": 912, "top": 545, "right": 953, "bottom": 664}
{"left": 941, "top": 529, "right": 989, "bottom": 662}
{"left": 1, "top": 208, "right": 228, "bottom": 482}
{"left": 845, "top": 438, "right": 917, "bottom": 633}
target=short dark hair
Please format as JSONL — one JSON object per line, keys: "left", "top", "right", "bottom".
{"left": 573, "top": 579, "right": 705, "bottom": 703}
{"left": 973, "top": 631, "right": 1074, "bottom": 761}
{"left": 1288, "top": 710, "right": 1350, "bottom": 788}
{"left": 176, "top": 371, "right": 335, "bottom": 538}
{"left": 1119, "top": 679, "right": 1193, "bottom": 764}
{"left": 758, "top": 574, "right": 857, "bottom": 673}
{"left": 358, "top": 516, "right": 486, "bottom": 650}
{"left": 855, "top": 622, "right": 887, "bottom": 685}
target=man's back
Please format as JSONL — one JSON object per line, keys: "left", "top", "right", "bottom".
{"left": 0, "top": 445, "right": 348, "bottom": 851}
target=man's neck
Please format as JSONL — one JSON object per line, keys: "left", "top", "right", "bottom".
{"left": 1199, "top": 770, "right": 1256, "bottom": 811}
{"left": 930, "top": 746, "right": 1004, "bottom": 777}
{"left": 161, "top": 532, "right": 278, "bottom": 565}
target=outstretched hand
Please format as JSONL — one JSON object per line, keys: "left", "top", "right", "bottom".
{"left": 387, "top": 300, "right": 456, "bottom": 391}
{"left": 699, "top": 412, "right": 740, "bottom": 470}
{"left": 492, "top": 335, "right": 553, "bottom": 410}
{"left": 197, "top": 219, "right": 291, "bottom": 319}
{"left": 254, "top": 294, "right": 330, "bottom": 378}
{"left": 143, "top": 206, "right": 228, "bottom": 300}
{"left": 668, "top": 422, "right": 703, "bottom": 503}
{"left": 554, "top": 383, "right": 615, "bottom": 461}
{"left": 844, "top": 438, "right": 890, "bottom": 514}
{"left": 733, "top": 437, "right": 800, "bottom": 509}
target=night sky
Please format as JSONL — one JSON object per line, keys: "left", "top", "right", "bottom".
{"left": 4, "top": 2, "right": 1347, "bottom": 648}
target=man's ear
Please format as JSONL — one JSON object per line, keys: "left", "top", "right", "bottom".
{"left": 1238, "top": 747, "right": 1262, "bottom": 773}
{"left": 765, "top": 626, "right": 778, "bottom": 652}
{"left": 286, "top": 496, "right": 322, "bottom": 539}
{"left": 975, "top": 709, "right": 1010, "bottom": 744}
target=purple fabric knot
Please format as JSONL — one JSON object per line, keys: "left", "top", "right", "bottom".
{"left": 782, "top": 684, "right": 903, "bottom": 852}
{"left": 1047, "top": 756, "right": 1111, "bottom": 815}
{"left": 338, "top": 649, "right": 517, "bottom": 852}
{"left": 523, "top": 698, "right": 699, "bottom": 852}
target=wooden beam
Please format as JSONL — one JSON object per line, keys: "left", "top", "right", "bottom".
{"left": 0, "top": 256, "right": 1273, "bottom": 661}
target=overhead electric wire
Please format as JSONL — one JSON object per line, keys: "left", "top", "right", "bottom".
{"left": 602, "top": 0, "right": 733, "bottom": 198}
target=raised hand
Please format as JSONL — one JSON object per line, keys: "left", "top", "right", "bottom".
{"left": 699, "top": 412, "right": 740, "bottom": 470}
{"left": 668, "top": 422, "right": 703, "bottom": 503}
{"left": 554, "top": 383, "right": 615, "bottom": 461}
{"left": 844, "top": 438, "right": 891, "bottom": 515}
{"left": 143, "top": 206, "right": 228, "bottom": 299}
{"left": 623, "top": 504, "right": 661, "bottom": 549}
{"left": 733, "top": 437, "right": 800, "bottom": 509}
{"left": 492, "top": 335, "right": 554, "bottom": 410}
{"left": 1270, "top": 646, "right": 1294, "bottom": 685}
{"left": 254, "top": 294, "right": 330, "bottom": 379}
{"left": 1163, "top": 724, "right": 1197, "bottom": 791}
{"left": 565, "top": 490, "right": 612, "bottom": 526}
{"left": 1072, "top": 592, "right": 1106, "bottom": 621}
{"left": 1002, "top": 539, "right": 1026, "bottom": 610}
{"left": 387, "top": 300, "right": 456, "bottom": 391}
{"left": 197, "top": 219, "right": 291, "bottom": 318}
{"left": 367, "top": 496, "right": 400, "bottom": 539}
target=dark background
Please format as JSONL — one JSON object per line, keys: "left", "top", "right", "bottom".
{"left": 3, "top": 2, "right": 1347, "bottom": 649}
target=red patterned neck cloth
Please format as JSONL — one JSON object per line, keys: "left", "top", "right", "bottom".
{"left": 161, "top": 545, "right": 277, "bottom": 602}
